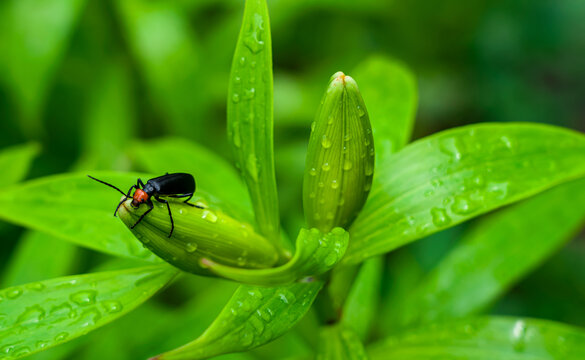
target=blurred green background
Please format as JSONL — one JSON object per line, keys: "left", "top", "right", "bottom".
{"left": 1, "top": 0, "right": 585, "bottom": 358}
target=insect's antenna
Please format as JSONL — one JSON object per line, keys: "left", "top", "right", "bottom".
{"left": 87, "top": 175, "right": 127, "bottom": 196}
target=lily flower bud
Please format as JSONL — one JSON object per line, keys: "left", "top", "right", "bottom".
{"left": 118, "top": 198, "right": 279, "bottom": 276}
{"left": 303, "top": 72, "right": 375, "bottom": 233}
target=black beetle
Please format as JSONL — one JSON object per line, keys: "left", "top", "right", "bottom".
{"left": 88, "top": 173, "right": 202, "bottom": 237}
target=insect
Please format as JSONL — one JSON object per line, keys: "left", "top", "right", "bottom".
{"left": 88, "top": 173, "right": 202, "bottom": 238}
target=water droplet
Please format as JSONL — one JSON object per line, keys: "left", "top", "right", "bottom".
{"left": 309, "top": 167, "right": 317, "bottom": 176}
{"left": 430, "top": 207, "right": 451, "bottom": 227}
{"left": 185, "top": 242, "right": 198, "bottom": 253}
{"left": 239, "top": 57, "right": 246, "bottom": 65}
{"left": 13, "top": 347, "right": 30, "bottom": 357}
{"left": 357, "top": 105, "right": 365, "bottom": 117}
{"left": 36, "top": 341, "right": 49, "bottom": 349}
{"left": 331, "top": 180, "right": 339, "bottom": 189}
{"left": 101, "top": 300, "right": 123, "bottom": 314}
{"left": 365, "top": 164, "right": 373, "bottom": 176}
{"left": 234, "top": 76, "right": 241, "bottom": 84}
{"left": 500, "top": 135, "right": 514, "bottom": 150}
{"left": 244, "top": 87, "right": 255, "bottom": 99}
{"left": 327, "top": 116, "right": 334, "bottom": 125}
{"left": 233, "top": 123, "right": 241, "bottom": 148}
{"left": 25, "top": 282, "right": 45, "bottom": 291}
{"left": 451, "top": 196, "right": 477, "bottom": 215}
{"left": 322, "top": 163, "right": 330, "bottom": 171}
{"left": 239, "top": 330, "right": 255, "bottom": 346}
{"left": 6, "top": 287, "right": 22, "bottom": 299}
{"left": 310, "top": 121, "right": 316, "bottom": 132}
{"left": 321, "top": 135, "right": 332, "bottom": 149}
{"left": 201, "top": 210, "right": 218, "bottom": 223}
{"left": 439, "top": 137, "right": 463, "bottom": 161}
{"left": 78, "top": 308, "right": 102, "bottom": 327}
{"left": 324, "top": 253, "right": 337, "bottom": 266}
{"left": 247, "top": 289, "right": 263, "bottom": 299}
{"left": 54, "top": 332, "right": 69, "bottom": 342}
{"left": 343, "top": 160, "right": 353, "bottom": 171}
{"left": 246, "top": 154, "right": 260, "bottom": 181}
{"left": 364, "top": 182, "right": 372, "bottom": 191}
{"left": 17, "top": 305, "right": 45, "bottom": 325}
{"left": 232, "top": 93, "right": 240, "bottom": 103}
{"left": 70, "top": 290, "right": 97, "bottom": 306}
{"left": 258, "top": 308, "right": 272, "bottom": 321}
{"left": 511, "top": 320, "right": 527, "bottom": 352}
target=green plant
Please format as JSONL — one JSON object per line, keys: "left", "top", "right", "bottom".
{"left": 1, "top": 0, "right": 585, "bottom": 359}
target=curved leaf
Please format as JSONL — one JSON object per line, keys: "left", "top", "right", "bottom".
{"left": 347, "top": 123, "right": 585, "bottom": 264}
{"left": 0, "top": 143, "right": 40, "bottom": 187}
{"left": 227, "top": 0, "right": 287, "bottom": 255}
{"left": 341, "top": 257, "right": 383, "bottom": 340}
{"left": 0, "top": 0, "right": 86, "bottom": 136}
{"left": 317, "top": 325, "right": 368, "bottom": 360}
{"left": 155, "top": 282, "right": 323, "bottom": 360}
{"left": 131, "top": 137, "right": 253, "bottom": 222}
{"left": 201, "top": 228, "right": 348, "bottom": 285}
{"left": 113, "top": 0, "right": 204, "bottom": 135}
{"left": 0, "top": 264, "right": 178, "bottom": 359}
{"left": 0, "top": 172, "right": 157, "bottom": 260}
{"left": 352, "top": 56, "right": 418, "bottom": 160}
{"left": 391, "top": 177, "right": 585, "bottom": 330}
{"left": 368, "top": 317, "right": 585, "bottom": 360}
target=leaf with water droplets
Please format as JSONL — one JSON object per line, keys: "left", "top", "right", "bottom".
{"left": 200, "top": 227, "right": 348, "bottom": 285}
{"left": 390, "top": 178, "right": 585, "bottom": 331}
{"left": 0, "top": 172, "right": 161, "bottom": 261}
{"left": 131, "top": 137, "right": 253, "bottom": 223}
{"left": 154, "top": 282, "right": 322, "bottom": 360}
{"left": 0, "top": 264, "right": 177, "bottom": 359}
{"left": 352, "top": 56, "right": 417, "bottom": 161}
{"left": 227, "top": 0, "right": 289, "bottom": 257}
{"left": 347, "top": 124, "right": 585, "bottom": 264}
{"left": 316, "top": 325, "right": 368, "bottom": 360}
{"left": 367, "top": 317, "right": 585, "bottom": 360}
{"left": 0, "top": 143, "right": 40, "bottom": 187}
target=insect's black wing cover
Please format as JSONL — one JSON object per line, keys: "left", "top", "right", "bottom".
{"left": 151, "top": 173, "right": 196, "bottom": 195}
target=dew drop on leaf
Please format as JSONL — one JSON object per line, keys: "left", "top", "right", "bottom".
{"left": 70, "top": 290, "right": 97, "bottom": 306}
{"left": 430, "top": 207, "right": 451, "bottom": 227}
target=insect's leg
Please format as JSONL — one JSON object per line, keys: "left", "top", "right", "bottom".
{"left": 137, "top": 178, "right": 145, "bottom": 189}
{"left": 168, "top": 193, "right": 204, "bottom": 209}
{"left": 155, "top": 196, "right": 174, "bottom": 238}
{"left": 114, "top": 185, "right": 137, "bottom": 217}
{"left": 131, "top": 200, "right": 154, "bottom": 229}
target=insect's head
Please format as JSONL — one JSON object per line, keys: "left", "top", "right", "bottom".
{"left": 132, "top": 188, "right": 149, "bottom": 207}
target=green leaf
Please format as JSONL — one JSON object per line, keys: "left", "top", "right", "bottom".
{"left": 76, "top": 60, "right": 135, "bottom": 171}
{"left": 0, "top": 172, "right": 157, "bottom": 261}
{"left": 317, "top": 325, "right": 369, "bottom": 360}
{"left": 341, "top": 257, "right": 383, "bottom": 340}
{"left": 227, "top": 0, "right": 286, "bottom": 255}
{"left": 131, "top": 137, "right": 253, "bottom": 222}
{"left": 201, "top": 228, "right": 348, "bottom": 285}
{"left": 347, "top": 123, "right": 585, "bottom": 264}
{"left": 0, "top": 0, "right": 86, "bottom": 136}
{"left": 0, "top": 264, "right": 178, "bottom": 359}
{"left": 367, "top": 317, "right": 585, "bottom": 360}
{"left": 0, "top": 143, "right": 40, "bottom": 187}
{"left": 391, "top": 177, "right": 585, "bottom": 330}
{"left": 1, "top": 231, "right": 77, "bottom": 287}
{"left": 352, "top": 56, "right": 418, "bottom": 160}
{"left": 156, "top": 282, "right": 323, "bottom": 360}
{"left": 113, "top": 0, "right": 205, "bottom": 135}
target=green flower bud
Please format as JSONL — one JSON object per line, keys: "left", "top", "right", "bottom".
{"left": 118, "top": 198, "right": 279, "bottom": 276}
{"left": 303, "top": 72, "right": 375, "bottom": 232}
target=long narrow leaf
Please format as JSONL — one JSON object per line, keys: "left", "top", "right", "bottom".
{"left": 227, "top": 0, "right": 286, "bottom": 254}
{"left": 0, "top": 265, "right": 178, "bottom": 359}
{"left": 317, "top": 326, "right": 369, "bottom": 360}
{"left": 391, "top": 177, "right": 585, "bottom": 330}
{"left": 0, "top": 143, "right": 40, "bottom": 187}
{"left": 368, "top": 317, "right": 585, "bottom": 360}
{"left": 352, "top": 56, "right": 418, "bottom": 160}
{"left": 156, "top": 282, "right": 323, "bottom": 360}
{"left": 347, "top": 123, "right": 585, "bottom": 264}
